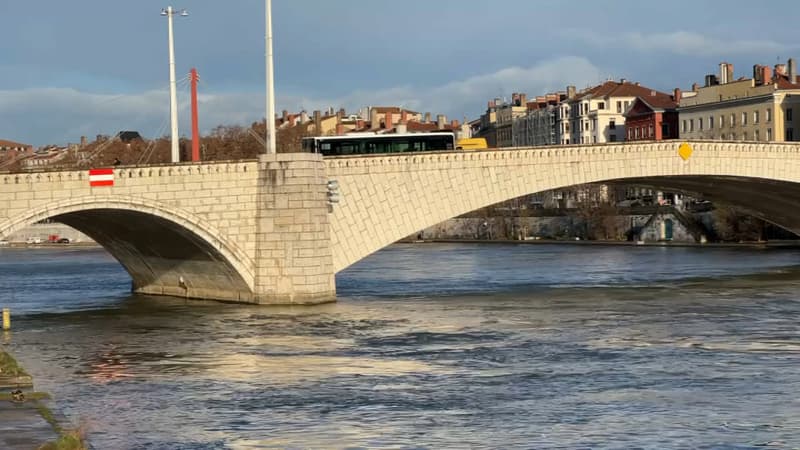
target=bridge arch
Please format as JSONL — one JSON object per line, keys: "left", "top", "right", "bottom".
{"left": 0, "top": 196, "right": 255, "bottom": 302}
{"left": 325, "top": 142, "right": 800, "bottom": 272}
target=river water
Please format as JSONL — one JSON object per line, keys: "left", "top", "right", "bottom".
{"left": 1, "top": 243, "right": 800, "bottom": 449}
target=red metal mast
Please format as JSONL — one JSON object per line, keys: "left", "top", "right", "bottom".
{"left": 189, "top": 68, "right": 200, "bottom": 162}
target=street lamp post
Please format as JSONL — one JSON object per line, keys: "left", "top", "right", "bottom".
{"left": 265, "top": 0, "right": 276, "bottom": 154}
{"left": 161, "top": 6, "right": 188, "bottom": 163}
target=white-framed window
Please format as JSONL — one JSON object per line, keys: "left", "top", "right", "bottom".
{"left": 730, "top": 114, "right": 736, "bottom": 127}
{"left": 682, "top": 120, "right": 687, "bottom": 133}
{"left": 767, "top": 128, "right": 772, "bottom": 140}
{"left": 699, "top": 117, "right": 704, "bottom": 130}
{"left": 742, "top": 112, "right": 747, "bottom": 125}
{"left": 754, "top": 110, "right": 759, "bottom": 124}
{"left": 709, "top": 116, "right": 714, "bottom": 129}
{"left": 689, "top": 119, "right": 694, "bottom": 132}
{"left": 766, "top": 108, "right": 772, "bottom": 122}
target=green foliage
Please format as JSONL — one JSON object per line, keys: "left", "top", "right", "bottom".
{"left": 0, "top": 349, "right": 29, "bottom": 377}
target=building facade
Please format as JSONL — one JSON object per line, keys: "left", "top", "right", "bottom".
{"left": 624, "top": 92, "right": 680, "bottom": 141}
{"left": 678, "top": 60, "right": 800, "bottom": 142}
{"left": 556, "top": 80, "right": 675, "bottom": 145}
{"left": 512, "top": 93, "right": 566, "bottom": 147}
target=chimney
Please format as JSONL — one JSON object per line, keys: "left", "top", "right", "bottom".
{"left": 400, "top": 110, "right": 409, "bottom": 123}
{"left": 451, "top": 119, "right": 460, "bottom": 128}
{"left": 567, "top": 85, "right": 576, "bottom": 99}
{"left": 313, "top": 110, "right": 321, "bottom": 133}
{"left": 519, "top": 93, "right": 527, "bottom": 105}
{"left": 673, "top": 88, "right": 681, "bottom": 103}
{"left": 487, "top": 100, "right": 495, "bottom": 109}
{"left": 692, "top": 82, "right": 699, "bottom": 92}
{"left": 336, "top": 123, "right": 344, "bottom": 135}
{"left": 620, "top": 78, "right": 627, "bottom": 84}
{"left": 356, "top": 119, "right": 365, "bottom": 129}
{"left": 370, "top": 108, "right": 379, "bottom": 129}
{"left": 727, "top": 63, "right": 734, "bottom": 84}
{"left": 80, "top": 136, "right": 87, "bottom": 146}
{"left": 338, "top": 107, "right": 346, "bottom": 118}
{"left": 650, "top": 90, "right": 656, "bottom": 97}
{"left": 704, "top": 74, "right": 718, "bottom": 87}
{"left": 753, "top": 65, "right": 763, "bottom": 85}
{"left": 512, "top": 93, "right": 520, "bottom": 106}
{"left": 763, "top": 65, "right": 773, "bottom": 85}
{"left": 437, "top": 114, "right": 446, "bottom": 130}
{"left": 300, "top": 110, "right": 309, "bottom": 124}
{"left": 719, "top": 62, "right": 728, "bottom": 84}
{"left": 424, "top": 112, "right": 432, "bottom": 123}
{"left": 775, "top": 63, "right": 786, "bottom": 76}
{"left": 789, "top": 58, "right": 797, "bottom": 83}
{"left": 385, "top": 111, "right": 394, "bottom": 129}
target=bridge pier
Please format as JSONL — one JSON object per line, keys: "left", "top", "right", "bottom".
{"left": 252, "top": 153, "right": 336, "bottom": 304}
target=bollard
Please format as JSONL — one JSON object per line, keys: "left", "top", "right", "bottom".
{"left": 2, "top": 308, "right": 9, "bottom": 331}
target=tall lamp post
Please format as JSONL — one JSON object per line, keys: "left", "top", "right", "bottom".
{"left": 265, "top": 0, "right": 276, "bottom": 154}
{"left": 161, "top": 6, "right": 188, "bottom": 163}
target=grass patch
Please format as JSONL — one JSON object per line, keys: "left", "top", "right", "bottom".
{"left": 0, "top": 349, "right": 29, "bottom": 377}
{"left": 37, "top": 429, "right": 86, "bottom": 450}
{"left": 0, "top": 391, "right": 50, "bottom": 401}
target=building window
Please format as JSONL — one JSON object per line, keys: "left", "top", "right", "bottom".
{"left": 754, "top": 110, "right": 759, "bottom": 124}
{"left": 707, "top": 116, "right": 713, "bottom": 129}
{"left": 742, "top": 132, "right": 747, "bottom": 141}
{"left": 628, "top": 129, "right": 633, "bottom": 140}
{"left": 598, "top": 102, "right": 605, "bottom": 110}
{"left": 742, "top": 112, "right": 747, "bottom": 126}
{"left": 698, "top": 117, "right": 704, "bottom": 130}
{"left": 788, "top": 108, "right": 794, "bottom": 121}
{"left": 649, "top": 124, "right": 654, "bottom": 137}
{"left": 617, "top": 101, "right": 622, "bottom": 113}
{"left": 730, "top": 114, "right": 736, "bottom": 127}
{"left": 682, "top": 120, "right": 687, "bottom": 133}
{"left": 755, "top": 129, "right": 760, "bottom": 141}
{"left": 787, "top": 128, "right": 794, "bottom": 141}
{"left": 767, "top": 128, "right": 772, "bottom": 140}
{"left": 635, "top": 127, "right": 640, "bottom": 139}
{"left": 767, "top": 108, "right": 772, "bottom": 122}
{"left": 609, "top": 119, "right": 616, "bottom": 130}
{"left": 720, "top": 115, "right": 725, "bottom": 128}
{"left": 689, "top": 119, "right": 694, "bottom": 132}
{"left": 610, "top": 134, "right": 617, "bottom": 142}
{"left": 592, "top": 136, "right": 597, "bottom": 143}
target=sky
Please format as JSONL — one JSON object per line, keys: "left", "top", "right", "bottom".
{"left": 1, "top": 1, "right": 798, "bottom": 146}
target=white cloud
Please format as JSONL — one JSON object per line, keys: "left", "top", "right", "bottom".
{"left": 567, "top": 29, "right": 790, "bottom": 56}
{"left": 0, "top": 57, "right": 602, "bottom": 146}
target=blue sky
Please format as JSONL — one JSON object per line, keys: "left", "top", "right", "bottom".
{"left": 1, "top": 0, "right": 798, "bottom": 146}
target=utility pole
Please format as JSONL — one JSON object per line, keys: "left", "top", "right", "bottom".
{"left": 265, "top": 0, "right": 276, "bottom": 154}
{"left": 161, "top": 6, "right": 188, "bottom": 163}
{"left": 190, "top": 68, "right": 200, "bottom": 162}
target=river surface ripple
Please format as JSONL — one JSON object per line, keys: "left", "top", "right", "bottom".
{"left": 1, "top": 244, "right": 800, "bottom": 449}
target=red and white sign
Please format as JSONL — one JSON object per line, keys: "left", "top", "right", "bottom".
{"left": 89, "top": 168, "right": 114, "bottom": 187}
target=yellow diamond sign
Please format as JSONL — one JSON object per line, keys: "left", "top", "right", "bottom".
{"left": 678, "top": 142, "right": 693, "bottom": 160}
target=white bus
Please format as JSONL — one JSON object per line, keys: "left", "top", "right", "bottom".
{"left": 302, "top": 132, "right": 456, "bottom": 156}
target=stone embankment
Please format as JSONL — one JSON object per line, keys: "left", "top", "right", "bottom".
{"left": 0, "top": 347, "right": 85, "bottom": 449}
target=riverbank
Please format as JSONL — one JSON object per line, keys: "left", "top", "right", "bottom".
{"left": 0, "top": 347, "right": 85, "bottom": 449}
{"left": 414, "top": 238, "right": 800, "bottom": 249}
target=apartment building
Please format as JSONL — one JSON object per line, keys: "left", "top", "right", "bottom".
{"left": 624, "top": 90, "right": 680, "bottom": 141}
{"left": 678, "top": 60, "right": 800, "bottom": 142}
{"left": 556, "top": 80, "right": 675, "bottom": 145}
{"left": 511, "top": 92, "right": 567, "bottom": 147}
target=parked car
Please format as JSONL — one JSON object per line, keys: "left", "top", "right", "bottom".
{"left": 57, "top": 238, "right": 71, "bottom": 244}
{"left": 25, "top": 237, "right": 42, "bottom": 244}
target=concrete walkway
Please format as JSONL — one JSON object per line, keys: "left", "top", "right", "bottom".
{"left": 0, "top": 398, "right": 60, "bottom": 449}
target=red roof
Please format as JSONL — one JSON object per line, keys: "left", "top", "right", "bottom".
{"left": 0, "top": 139, "right": 31, "bottom": 148}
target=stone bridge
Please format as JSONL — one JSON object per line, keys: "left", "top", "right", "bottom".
{"left": 1, "top": 141, "right": 800, "bottom": 304}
